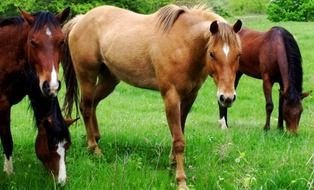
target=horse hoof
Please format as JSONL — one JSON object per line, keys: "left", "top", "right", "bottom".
{"left": 178, "top": 181, "right": 188, "bottom": 190}
{"left": 94, "top": 146, "right": 103, "bottom": 156}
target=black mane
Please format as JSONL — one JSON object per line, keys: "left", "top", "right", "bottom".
{"left": 273, "top": 26, "right": 303, "bottom": 104}
{"left": 0, "top": 16, "right": 23, "bottom": 27}
{"left": 32, "top": 11, "right": 60, "bottom": 31}
{"left": 0, "top": 11, "right": 60, "bottom": 30}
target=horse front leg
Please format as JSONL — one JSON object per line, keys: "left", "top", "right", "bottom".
{"left": 169, "top": 90, "right": 198, "bottom": 166}
{"left": 162, "top": 87, "right": 187, "bottom": 189}
{"left": 262, "top": 77, "right": 274, "bottom": 131}
{"left": 0, "top": 108, "right": 14, "bottom": 175}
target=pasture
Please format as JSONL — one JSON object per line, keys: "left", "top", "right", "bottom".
{"left": 0, "top": 15, "right": 313, "bottom": 189}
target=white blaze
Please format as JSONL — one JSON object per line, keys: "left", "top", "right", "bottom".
{"left": 3, "top": 155, "right": 13, "bottom": 175}
{"left": 57, "top": 141, "right": 66, "bottom": 185}
{"left": 46, "top": 27, "right": 52, "bottom": 37}
{"left": 50, "top": 66, "right": 59, "bottom": 92}
{"left": 223, "top": 43, "right": 230, "bottom": 57}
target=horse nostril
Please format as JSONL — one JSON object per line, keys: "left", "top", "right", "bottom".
{"left": 57, "top": 80, "right": 61, "bottom": 91}
{"left": 233, "top": 94, "right": 236, "bottom": 102}
{"left": 42, "top": 81, "right": 50, "bottom": 95}
{"left": 219, "top": 94, "right": 225, "bottom": 102}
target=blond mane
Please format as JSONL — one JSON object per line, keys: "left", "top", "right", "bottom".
{"left": 156, "top": 4, "right": 227, "bottom": 32}
{"left": 157, "top": 5, "right": 187, "bottom": 32}
{"left": 207, "top": 22, "right": 241, "bottom": 50}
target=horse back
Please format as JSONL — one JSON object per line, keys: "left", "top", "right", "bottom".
{"left": 68, "top": 6, "right": 211, "bottom": 91}
{"left": 0, "top": 20, "right": 28, "bottom": 105}
{"left": 239, "top": 28, "right": 285, "bottom": 80}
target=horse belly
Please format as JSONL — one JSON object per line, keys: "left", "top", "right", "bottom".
{"left": 104, "top": 58, "right": 158, "bottom": 90}
{"left": 101, "top": 27, "right": 159, "bottom": 90}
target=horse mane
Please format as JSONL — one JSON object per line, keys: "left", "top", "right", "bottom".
{"left": 157, "top": 4, "right": 187, "bottom": 32}
{"left": 0, "top": 11, "right": 60, "bottom": 31}
{"left": 273, "top": 27, "right": 303, "bottom": 104}
{"left": 32, "top": 11, "right": 60, "bottom": 31}
{"left": 0, "top": 16, "right": 24, "bottom": 27}
{"left": 156, "top": 4, "right": 227, "bottom": 32}
{"left": 207, "top": 22, "right": 241, "bottom": 50}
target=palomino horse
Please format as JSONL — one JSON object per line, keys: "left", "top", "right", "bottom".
{"left": 62, "top": 5, "right": 242, "bottom": 189}
{"left": 218, "top": 27, "right": 309, "bottom": 132}
{"left": 0, "top": 8, "right": 72, "bottom": 185}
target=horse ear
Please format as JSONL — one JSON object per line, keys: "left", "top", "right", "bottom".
{"left": 64, "top": 117, "right": 79, "bottom": 127}
{"left": 301, "top": 91, "right": 312, "bottom": 99}
{"left": 233, "top": 19, "right": 242, "bottom": 33}
{"left": 210, "top": 20, "right": 219, "bottom": 34}
{"left": 56, "top": 7, "right": 70, "bottom": 24}
{"left": 19, "top": 8, "right": 35, "bottom": 25}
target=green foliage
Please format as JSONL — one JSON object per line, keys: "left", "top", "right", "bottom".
{"left": 267, "top": 0, "right": 314, "bottom": 22}
{"left": 228, "top": 0, "right": 269, "bottom": 15}
{"left": 0, "top": 0, "right": 172, "bottom": 17}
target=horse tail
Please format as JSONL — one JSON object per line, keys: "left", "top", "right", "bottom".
{"left": 61, "top": 14, "right": 84, "bottom": 118}
{"left": 274, "top": 26, "right": 303, "bottom": 104}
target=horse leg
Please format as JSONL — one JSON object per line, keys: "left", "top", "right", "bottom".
{"left": 169, "top": 90, "right": 198, "bottom": 165}
{"left": 278, "top": 90, "right": 284, "bottom": 130}
{"left": 92, "top": 66, "right": 119, "bottom": 143}
{"left": 218, "top": 72, "right": 242, "bottom": 129}
{"left": 0, "top": 108, "right": 14, "bottom": 175}
{"left": 262, "top": 78, "right": 274, "bottom": 131}
{"left": 77, "top": 66, "right": 103, "bottom": 154}
{"left": 162, "top": 87, "right": 187, "bottom": 189}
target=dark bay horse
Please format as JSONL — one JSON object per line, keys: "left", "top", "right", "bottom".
{"left": 62, "top": 5, "right": 242, "bottom": 189}
{"left": 0, "top": 8, "right": 72, "bottom": 185}
{"left": 218, "top": 27, "right": 309, "bottom": 132}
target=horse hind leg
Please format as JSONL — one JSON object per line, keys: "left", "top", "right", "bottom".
{"left": 79, "top": 64, "right": 118, "bottom": 155}
{"left": 0, "top": 108, "right": 14, "bottom": 175}
{"left": 91, "top": 65, "right": 118, "bottom": 143}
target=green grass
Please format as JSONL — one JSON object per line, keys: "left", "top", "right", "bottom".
{"left": 1, "top": 16, "right": 314, "bottom": 190}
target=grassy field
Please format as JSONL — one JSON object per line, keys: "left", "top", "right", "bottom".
{"left": 0, "top": 16, "right": 313, "bottom": 190}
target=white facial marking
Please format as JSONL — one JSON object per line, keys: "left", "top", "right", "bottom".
{"left": 218, "top": 117, "right": 228, "bottom": 129}
{"left": 49, "top": 66, "right": 59, "bottom": 94}
{"left": 57, "top": 141, "right": 67, "bottom": 186}
{"left": 223, "top": 43, "right": 230, "bottom": 57}
{"left": 3, "top": 155, "right": 13, "bottom": 175}
{"left": 46, "top": 27, "right": 52, "bottom": 37}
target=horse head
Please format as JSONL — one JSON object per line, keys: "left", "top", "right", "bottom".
{"left": 282, "top": 91, "right": 310, "bottom": 133}
{"left": 35, "top": 111, "right": 78, "bottom": 186}
{"left": 207, "top": 20, "right": 242, "bottom": 107}
{"left": 20, "top": 8, "right": 70, "bottom": 97}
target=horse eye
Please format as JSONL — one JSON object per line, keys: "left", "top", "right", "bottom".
{"left": 59, "top": 40, "right": 65, "bottom": 47}
{"left": 30, "top": 40, "right": 38, "bottom": 48}
{"left": 209, "top": 52, "right": 215, "bottom": 59}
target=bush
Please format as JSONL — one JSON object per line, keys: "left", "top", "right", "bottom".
{"left": 228, "top": 0, "right": 268, "bottom": 15}
{"left": 267, "top": 0, "right": 314, "bottom": 22}
{"left": 0, "top": 0, "right": 172, "bottom": 17}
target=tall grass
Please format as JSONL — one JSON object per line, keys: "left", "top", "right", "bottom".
{"left": 0, "top": 16, "right": 313, "bottom": 189}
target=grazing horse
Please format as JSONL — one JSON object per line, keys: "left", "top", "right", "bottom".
{"left": 0, "top": 8, "right": 72, "bottom": 185}
{"left": 218, "top": 27, "right": 309, "bottom": 132}
{"left": 62, "top": 5, "right": 242, "bottom": 189}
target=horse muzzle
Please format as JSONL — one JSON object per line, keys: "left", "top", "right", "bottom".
{"left": 217, "top": 92, "right": 236, "bottom": 107}
{"left": 42, "top": 80, "right": 61, "bottom": 97}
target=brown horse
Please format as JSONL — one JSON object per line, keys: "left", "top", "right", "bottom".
{"left": 218, "top": 26, "right": 309, "bottom": 132}
{"left": 62, "top": 5, "right": 242, "bottom": 189}
{"left": 0, "top": 8, "right": 72, "bottom": 185}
